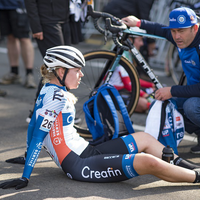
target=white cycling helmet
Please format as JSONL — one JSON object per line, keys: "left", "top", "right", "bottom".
{"left": 43, "top": 45, "right": 85, "bottom": 88}
{"left": 43, "top": 45, "right": 85, "bottom": 70}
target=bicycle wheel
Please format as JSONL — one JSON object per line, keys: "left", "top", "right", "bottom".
{"left": 73, "top": 50, "right": 140, "bottom": 138}
{"left": 167, "top": 44, "right": 184, "bottom": 85}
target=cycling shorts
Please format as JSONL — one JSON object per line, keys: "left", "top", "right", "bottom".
{"left": 61, "top": 134, "right": 139, "bottom": 183}
{"left": 0, "top": 10, "right": 30, "bottom": 38}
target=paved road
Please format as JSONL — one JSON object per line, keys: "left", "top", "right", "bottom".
{"left": 0, "top": 38, "right": 200, "bottom": 200}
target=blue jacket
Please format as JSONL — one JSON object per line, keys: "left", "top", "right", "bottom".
{"left": 141, "top": 19, "right": 200, "bottom": 97}
{"left": 0, "top": 0, "right": 25, "bottom": 9}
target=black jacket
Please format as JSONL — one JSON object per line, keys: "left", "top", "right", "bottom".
{"left": 24, "top": 0, "right": 70, "bottom": 34}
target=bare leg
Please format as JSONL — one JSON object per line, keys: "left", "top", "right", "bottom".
{"left": 7, "top": 34, "right": 20, "bottom": 67}
{"left": 130, "top": 132, "right": 173, "bottom": 159}
{"left": 134, "top": 97, "right": 149, "bottom": 113}
{"left": 19, "top": 38, "right": 34, "bottom": 69}
{"left": 133, "top": 153, "right": 196, "bottom": 183}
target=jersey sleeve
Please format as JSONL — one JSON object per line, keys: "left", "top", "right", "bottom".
{"left": 118, "top": 67, "right": 132, "bottom": 92}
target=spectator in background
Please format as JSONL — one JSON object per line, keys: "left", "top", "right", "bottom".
{"left": 24, "top": 0, "right": 84, "bottom": 124}
{"left": 24, "top": 0, "right": 71, "bottom": 58}
{"left": 0, "top": 89, "right": 7, "bottom": 97}
{"left": 0, "top": 0, "right": 36, "bottom": 88}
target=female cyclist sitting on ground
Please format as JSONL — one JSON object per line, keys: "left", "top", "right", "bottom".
{"left": 1, "top": 46, "right": 200, "bottom": 190}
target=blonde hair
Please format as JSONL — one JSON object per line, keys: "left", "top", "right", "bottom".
{"left": 40, "top": 64, "right": 78, "bottom": 104}
{"left": 40, "top": 64, "right": 56, "bottom": 84}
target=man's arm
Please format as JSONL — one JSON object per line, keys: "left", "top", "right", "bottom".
{"left": 155, "top": 83, "right": 200, "bottom": 101}
{"left": 122, "top": 16, "right": 176, "bottom": 45}
{"left": 171, "top": 83, "right": 200, "bottom": 97}
{"left": 24, "top": 0, "right": 43, "bottom": 34}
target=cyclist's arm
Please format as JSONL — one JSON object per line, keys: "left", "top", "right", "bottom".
{"left": 22, "top": 88, "right": 66, "bottom": 179}
{"left": 171, "top": 83, "right": 200, "bottom": 97}
{"left": 22, "top": 125, "right": 48, "bottom": 179}
{"left": 140, "top": 79, "right": 154, "bottom": 88}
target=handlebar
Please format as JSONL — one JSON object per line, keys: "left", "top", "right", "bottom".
{"left": 87, "top": 5, "right": 129, "bottom": 50}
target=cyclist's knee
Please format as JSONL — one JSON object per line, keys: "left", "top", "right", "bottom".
{"left": 134, "top": 154, "right": 162, "bottom": 174}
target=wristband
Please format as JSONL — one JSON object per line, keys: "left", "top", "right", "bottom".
{"left": 136, "top": 20, "right": 141, "bottom": 27}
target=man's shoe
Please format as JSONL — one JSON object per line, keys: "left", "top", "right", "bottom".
{"left": 74, "top": 117, "right": 81, "bottom": 124}
{"left": 26, "top": 110, "right": 33, "bottom": 123}
{"left": 191, "top": 145, "right": 200, "bottom": 154}
{"left": 0, "top": 73, "right": 21, "bottom": 84}
{"left": 0, "top": 89, "right": 7, "bottom": 97}
{"left": 24, "top": 73, "right": 36, "bottom": 88}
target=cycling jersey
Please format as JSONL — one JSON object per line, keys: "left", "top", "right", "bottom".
{"left": 22, "top": 83, "right": 139, "bottom": 182}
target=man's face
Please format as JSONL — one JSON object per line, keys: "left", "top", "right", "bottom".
{"left": 170, "top": 25, "right": 198, "bottom": 49}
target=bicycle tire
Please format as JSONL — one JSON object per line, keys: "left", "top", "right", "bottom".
{"left": 167, "top": 44, "right": 184, "bottom": 85}
{"left": 73, "top": 50, "right": 140, "bottom": 138}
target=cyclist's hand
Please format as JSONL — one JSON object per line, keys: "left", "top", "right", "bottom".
{"left": 155, "top": 87, "right": 172, "bottom": 101}
{"left": 121, "top": 16, "right": 140, "bottom": 27}
{"left": 0, "top": 177, "right": 28, "bottom": 190}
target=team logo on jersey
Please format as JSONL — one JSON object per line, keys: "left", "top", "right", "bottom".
{"left": 44, "top": 109, "right": 58, "bottom": 118}
{"left": 184, "top": 59, "right": 196, "bottom": 66}
{"left": 53, "top": 137, "right": 62, "bottom": 145}
{"left": 53, "top": 89, "right": 64, "bottom": 101}
{"left": 36, "top": 96, "right": 43, "bottom": 107}
{"left": 36, "top": 142, "right": 43, "bottom": 149}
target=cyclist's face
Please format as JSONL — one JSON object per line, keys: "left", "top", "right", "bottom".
{"left": 170, "top": 25, "right": 198, "bottom": 49}
{"left": 65, "top": 68, "right": 84, "bottom": 89}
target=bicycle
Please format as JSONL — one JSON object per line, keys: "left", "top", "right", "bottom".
{"left": 74, "top": 5, "right": 166, "bottom": 137}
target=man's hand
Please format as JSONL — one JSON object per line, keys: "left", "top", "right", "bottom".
{"left": 33, "top": 32, "right": 43, "bottom": 40}
{"left": 121, "top": 16, "right": 140, "bottom": 27}
{"left": 155, "top": 87, "right": 172, "bottom": 101}
{"left": 0, "top": 178, "right": 28, "bottom": 190}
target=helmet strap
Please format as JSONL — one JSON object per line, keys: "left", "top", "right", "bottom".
{"left": 52, "top": 68, "right": 69, "bottom": 90}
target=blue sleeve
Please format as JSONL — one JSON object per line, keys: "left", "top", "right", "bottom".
{"left": 26, "top": 107, "right": 37, "bottom": 150}
{"left": 171, "top": 83, "right": 200, "bottom": 97}
{"left": 140, "top": 19, "right": 176, "bottom": 46}
{"left": 22, "top": 115, "right": 48, "bottom": 179}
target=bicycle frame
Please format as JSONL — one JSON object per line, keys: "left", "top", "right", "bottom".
{"left": 102, "top": 29, "right": 165, "bottom": 90}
